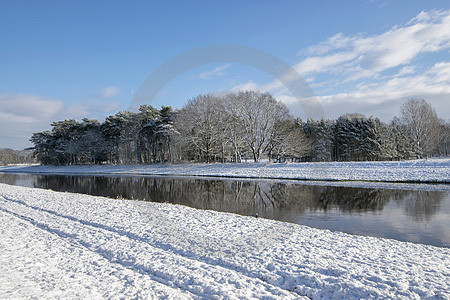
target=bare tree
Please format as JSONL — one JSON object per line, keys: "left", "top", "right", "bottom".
{"left": 223, "top": 94, "right": 247, "bottom": 162}
{"left": 400, "top": 99, "right": 442, "bottom": 158}
{"left": 176, "top": 94, "right": 224, "bottom": 162}
{"left": 0, "top": 148, "right": 18, "bottom": 165}
{"left": 227, "top": 91, "right": 290, "bottom": 162}
{"left": 269, "top": 119, "right": 311, "bottom": 162}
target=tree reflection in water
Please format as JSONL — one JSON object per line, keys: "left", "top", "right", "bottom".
{"left": 19, "top": 174, "right": 446, "bottom": 221}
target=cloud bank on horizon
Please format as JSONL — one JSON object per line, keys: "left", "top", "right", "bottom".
{"left": 1, "top": 9, "right": 449, "bottom": 149}
{"left": 0, "top": 87, "right": 122, "bottom": 150}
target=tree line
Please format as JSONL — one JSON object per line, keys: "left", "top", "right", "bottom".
{"left": 30, "top": 91, "right": 449, "bottom": 165}
{"left": 0, "top": 148, "right": 36, "bottom": 166}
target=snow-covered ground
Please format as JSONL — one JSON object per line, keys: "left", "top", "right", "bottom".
{"left": 0, "top": 158, "right": 449, "bottom": 183}
{"left": 1, "top": 183, "right": 449, "bottom": 299}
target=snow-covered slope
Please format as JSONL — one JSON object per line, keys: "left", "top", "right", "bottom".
{"left": 1, "top": 158, "right": 449, "bottom": 183}
{"left": 1, "top": 183, "right": 449, "bottom": 299}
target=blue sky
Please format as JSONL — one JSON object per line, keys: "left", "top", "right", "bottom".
{"left": 1, "top": 0, "right": 449, "bottom": 149}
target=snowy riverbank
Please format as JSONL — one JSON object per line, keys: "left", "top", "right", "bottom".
{"left": 1, "top": 184, "right": 449, "bottom": 299}
{"left": 0, "top": 158, "right": 449, "bottom": 183}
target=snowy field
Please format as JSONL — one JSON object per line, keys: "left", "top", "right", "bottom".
{"left": 0, "top": 158, "right": 449, "bottom": 183}
{"left": 1, "top": 184, "right": 449, "bottom": 299}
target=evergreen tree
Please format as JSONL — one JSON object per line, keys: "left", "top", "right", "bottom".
{"left": 303, "top": 118, "right": 335, "bottom": 161}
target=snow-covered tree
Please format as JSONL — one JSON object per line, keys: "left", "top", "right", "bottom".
{"left": 303, "top": 118, "right": 335, "bottom": 161}
{"left": 435, "top": 121, "right": 449, "bottom": 157}
{"left": 400, "top": 99, "right": 442, "bottom": 158}
{"left": 334, "top": 114, "right": 381, "bottom": 161}
{"left": 230, "top": 91, "right": 289, "bottom": 162}
{"left": 390, "top": 117, "right": 415, "bottom": 160}
{"left": 269, "top": 118, "right": 310, "bottom": 162}
{"left": 176, "top": 95, "right": 225, "bottom": 162}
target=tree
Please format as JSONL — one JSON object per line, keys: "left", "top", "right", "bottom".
{"left": 303, "top": 118, "right": 335, "bottom": 161}
{"left": 0, "top": 148, "right": 36, "bottom": 165}
{"left": 223, "top": 95, "right": 247, "bottom": 162}
{"left": 176, "top": 94, "right": 224, "bottom": 162}
{"left": 147, "top": 106, "right": 178, "bottom": 163}
{"left": 390, "top": 117, "right": 415, "bottom": 160}
{"left": 400, "top": 99, "right": 441, "bottom": 158}
{"left": 334, "top": 114, "right": 381, "bottom": 161}
{"left": 229, "top": 91, "right": 290, "bottom": 162}
{"left": 77, "top": 118, "right": 108, "bottom": 164}
{"left": 49, "top": 119, "right": 82, "bottom": 165}
{"left": 138, "top": 105, "right": 161, "bottom": 163}
{"left": 0, "top": 148, "right": 17, "bottom": 165}
{"left": 30, "top": 131, "right": 55, "bottom": 164}
{"left": 373, "top": 118, "right": 397, "bottom": 160}
{"left": 435, "top": 121, "right": 449, "bottom": 157}
{"left": 269, "top": 118, "right": 310, "bottom": 162}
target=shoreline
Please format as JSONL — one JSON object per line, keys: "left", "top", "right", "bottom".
{"left": 0, "top": 158, "right": 449, "bottom": 185}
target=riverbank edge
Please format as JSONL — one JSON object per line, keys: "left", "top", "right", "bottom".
{"left": 0, "top": 159, "right": 449, "bottom": 184}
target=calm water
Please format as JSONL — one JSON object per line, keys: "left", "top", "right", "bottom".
{"left": 1, "top": 173, "right": 449, "bottom": 247}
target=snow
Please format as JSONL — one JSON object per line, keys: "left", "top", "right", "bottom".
{"left": 0, "top": 158, "right": 449, "bottom": 184}
{"left": 1, "top": 183, "right": 449, "bottom": 299}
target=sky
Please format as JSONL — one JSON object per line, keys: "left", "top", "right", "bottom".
{"left": 1, "top": 0, "right": 449, "bottom": 149}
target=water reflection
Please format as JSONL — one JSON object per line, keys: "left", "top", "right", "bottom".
{"left": 399, "top": 191, "right": 442, "bottom": 222}
{"left": 0, "top": 173, "right": 449, "bottom": 247}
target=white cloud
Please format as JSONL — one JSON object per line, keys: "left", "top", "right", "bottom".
{"left": 98, "top": 86, "right": 121, "bottom": 98}
{"left": 294, "top": 52, "right": 357, "bottom": 75}
{"left": 0, "top": 111, "right": 36, "bottom": 124}
{"left": 197, "top": 64, "right": 230, "bottom": 79}
{"left": 0, "top": 91, "right": 123, "bottom": 149}
{"left": 397, "top": 66, "right": 416, "bottom": 76}
{"left": 0, "top": 93, "right": 64, "bottom": 121}
{"left": 230, "top": 80, "right": 261, "bottom": 92}
{"left": 0, "top": 93, "right": 65, "bottom": 149}
{"left": 426, "top": 61, "right": 450, "bottom": 82}
{"left": 66, "top": 98, "right": 121, "bottom": 117}
{"left": 294, "top": 9, "right": 450, "bottom": 80}
{"left": 304, "top": 33, "right": 360, "bottom": 56}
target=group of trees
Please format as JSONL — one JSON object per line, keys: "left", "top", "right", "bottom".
{"left": 30, "top": 105, "right": 177, "bottom": 165}
{"left": 29, "top": 92, "right": 448, "bottom": 165}
{"left": 0, "top": 148, "right": 36, "bottom": 165}
{"left": 176, "top": 91, "right": 309, "bottom": 163}
{"left": 303, "top": 99, "right": 448, "bottom": 161}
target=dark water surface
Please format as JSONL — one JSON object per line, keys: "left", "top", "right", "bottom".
{"left": 1, "top": 173, "right": 449, "bottom": 247}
